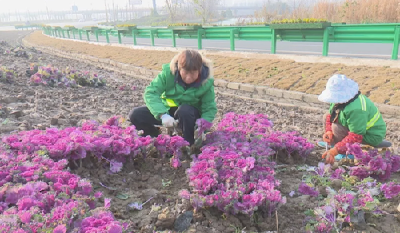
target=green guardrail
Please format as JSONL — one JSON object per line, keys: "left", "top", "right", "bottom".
{"left": 39, "top": 23, "right": 400, "bottom": 60}
{"left": 14, "top": 25, "right": 41, "bottom": 30}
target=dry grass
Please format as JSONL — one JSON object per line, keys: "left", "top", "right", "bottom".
{"left": 256, "top": 0, "right": 400, "bottom": 23}
{"left": 26, "top": 31, "right": 400, "bottom": 106}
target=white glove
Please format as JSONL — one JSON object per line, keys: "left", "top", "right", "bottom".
{"left": 161, "top": 114, "right": 175, "bottom": 128}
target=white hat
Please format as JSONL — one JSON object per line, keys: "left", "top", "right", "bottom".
{"left": 318, "top": 74, "right": 359, "bottom": 104}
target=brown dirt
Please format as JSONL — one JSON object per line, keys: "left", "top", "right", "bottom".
{"left": 1, "top": 31, "right": 400, "bottom": 233}
{"left": 25, "top": 31, "right": 400, "bottom": 106}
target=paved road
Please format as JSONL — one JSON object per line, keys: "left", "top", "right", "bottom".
{"left": 85, "top": 34, "right": 396, "bottom": 59}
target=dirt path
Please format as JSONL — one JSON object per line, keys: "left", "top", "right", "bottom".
{"left": 24, "top": 30, "right": 400, "bottom": 106}
{"left": 1, "top": 31, "right": 400, "bottom": 233}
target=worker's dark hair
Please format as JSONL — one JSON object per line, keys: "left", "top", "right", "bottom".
{"left": 177, "top": 50, "right": 203, "bottom": 72}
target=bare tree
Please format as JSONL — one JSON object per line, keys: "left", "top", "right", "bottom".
{"left": 165, "top": 0, "right": 181, "bottom": 22}
{"left": 152, "top": 0, "right": 158, "bottom": 15}
{"left": 190, "top": 0, "right": 220, "bottom": 24}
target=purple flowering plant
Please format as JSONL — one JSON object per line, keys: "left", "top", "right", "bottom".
{"left": 0, "top": 66, "right": 16, "bottom": 83}
{"left": 28, "top": 64, "right": 106, "bottom": 88}
{"left": 302, "top": 152, "right": 400, "bottom": 233}
{"left": 180, "top": 113, "right": 314, "bottom": 215}
{"left": 0, "top": 149, "right": 130, "bottom": 232}
{"left": 347, "top": 144, "right": 400, "bottom": 181}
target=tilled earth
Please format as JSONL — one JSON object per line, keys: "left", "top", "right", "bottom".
{"left": 1, "top": 31, "right": 400, "bottom": 233}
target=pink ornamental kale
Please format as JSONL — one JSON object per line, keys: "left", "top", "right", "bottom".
{"left": 109, "top": 160, "right": 123, "bottom": 173}
{"left": 380, "top": 182, "right": 400, "bottom": 199}
{"left": 298, "top": 183, "right": 319, "bottom": 197}
{"left": 334, "top": 190, "right": 355, "bottom": 216}
{"left": 195, "top": 118, "right": 213, "bottom": 138}
{"left": 105, "top": 116, "right": 121, "bottom": 127}
{"left": 53, "top": 225, "right": 67, "bottom": 233}
{"left": 331, "top": 167, "right": 346, "bottom": 180}
{"left": 104, "top": 198, "right": 111, "bottom": 209}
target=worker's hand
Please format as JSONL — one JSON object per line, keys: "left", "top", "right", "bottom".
{"left": 322, "top": 147, "right": 339, "bottom": 164}
{"left": 161, "top": 114, "right": 175, "bottom": 128}
{"left": 323, "top": 131, "right": 334, "bottom": 144}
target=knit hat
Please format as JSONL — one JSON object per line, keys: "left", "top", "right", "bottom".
{"left": 318, "top": 74, "right": 359, "bottom": 104}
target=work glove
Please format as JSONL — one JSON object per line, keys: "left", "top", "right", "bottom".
{"left": 323, "top": 131, "right": 334, "bottom": 144}
{"left": 161, "top": 114, "right": 175, "bottom": 128}
{"left": 322, "top": 147, "right": 339, "bottom": 165}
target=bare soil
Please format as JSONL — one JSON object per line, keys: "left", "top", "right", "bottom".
{"left": 1, "top": 31, "right": 400, "bottom": 233}
{"left": 25, "top": 30, "right": 400, "bottom": 106}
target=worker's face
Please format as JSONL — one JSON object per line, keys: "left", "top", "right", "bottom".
{"left": 180, "top": 69, "right": 199, "bottom": 84}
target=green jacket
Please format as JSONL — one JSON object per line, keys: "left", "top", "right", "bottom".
{"left": 329, "top": 94, "right": 386, "bottom": 146}
{"left": 144, "top": 55, "right": 217, "bottom": 123}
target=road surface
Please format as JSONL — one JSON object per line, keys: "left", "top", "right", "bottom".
{"left": 90, "top": 34, "right": 397, "bottom": 59}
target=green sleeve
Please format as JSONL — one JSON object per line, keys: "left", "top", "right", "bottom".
{"left": 345, "top": 109, "right": 368, "bottom": 136}
{"left": 144, "top": 65, "right": 169, "bottom": 120}
{"left": 328, "top": 104, "right": 334, "bottom": 114}
{"left": 200, "top": 80, "right": 217, "bottom": 123}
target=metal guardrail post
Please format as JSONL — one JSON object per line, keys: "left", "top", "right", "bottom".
{"left": 79, "top": 30, "right": 83, "bottom": 40}
{"left": 150, "top": 30, "right": 155, "bottom": 46}
{"left": 72, "top": 30, "right": 76, "bottom": 39}
{"left": 132, "top": 29, "right": 137, "bottom": 45}
{"left": 392, "top": 27, "right": 400, "bottom": 60}
{"left": 271, "top": 29, "right": 277, "bottom": 54}
{"left": 172, "top": 30, "right": 176, "bottom": 47}
{"left": 198, "top": 29, "right": 204, "bottom": 50}
{"left": 67, "top": 30, "right": 70, "bottom": 39}
{"left": 61, "top": 30, "right": 65, "bottom": 38}
{"left": 86, "top": 31, "right": 90, "bottom": 41}
{"left": 95, "top": 30, "right": 99, "bottom": 42}
{"left": 105, "top": 31, "right": 110, "bottom": 43}
{"left": 322, "top": 27, "right": 330, "bottom": 56}
{"left": 118, "top": 31, "right": 122, "bottom": 44}
{"left": 230, "top": 29, "right": 236, "bottom": 51}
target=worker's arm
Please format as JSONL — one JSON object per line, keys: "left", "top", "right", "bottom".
{"left": 144, "top": 65, "right": 169, "bottom": 120}
{"left": 334, "top": 109, "right": 367, "bottom": 154}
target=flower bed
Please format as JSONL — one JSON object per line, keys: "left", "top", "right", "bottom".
{"left": 0, "top": 116, "right": 192, "bottom": 232}
{"left": 0, "top": 142, "right": 128, "bottom": 232}
{"left": 29, "top": 64, "right": 106, "bottom": 88}
{"left": 115, "top": 24, "right": 137, "bottom": 31}
{"left": 297, "top": 144, "right": 400, "bottom": 232}
{"left": 3, "top": 116, "right": 190, "bottom": 172}
{"left": 270, "top": 18, "right": 331, "bottom": 30}
{"left": 180, "top": 113, "right": 314, "bottom": 215}
{"left": 168, "top": 23, "right": 202, "bottom": 30}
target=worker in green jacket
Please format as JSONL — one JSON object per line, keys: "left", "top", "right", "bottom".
{"left": 128, "top": 50, "right": 217, "bottom": 145}
{"left": 318, "top": 74, "right": 390, "bottom": 164}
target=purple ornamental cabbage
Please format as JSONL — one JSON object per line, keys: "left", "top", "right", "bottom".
{"left": 298, "top": 183, "right": 319, "bottom": 197}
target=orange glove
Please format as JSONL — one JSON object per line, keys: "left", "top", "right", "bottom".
{"left": 323, "top": 131, "right": 334, "bottom": 144}
{"left": 322, "top": 147, "right": 339, "bottom": 164}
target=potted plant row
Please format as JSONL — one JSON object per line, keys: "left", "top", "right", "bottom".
{"left": 270, "top": 18, "right": 331, "bottom": 29}
{"left": 116, "top": 24, "right": 137, "bottom": 31}
{"left": 168, "top": 23, "right": 202, "bottom": 30}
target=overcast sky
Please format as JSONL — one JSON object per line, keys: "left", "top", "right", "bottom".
{"left": 0, "top": 0, "right": 343, "bottom": 14}
{"left": 0, "top": 0, "right": 157, "bottom": 13}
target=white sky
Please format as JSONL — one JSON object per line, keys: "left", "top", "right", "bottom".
{"left": 0, "top": 0, "right": 159, "bottom": 13}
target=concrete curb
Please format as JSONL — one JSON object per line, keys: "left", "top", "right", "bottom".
{"left": 22, "top": 38, "right": 400, "bottom": 118}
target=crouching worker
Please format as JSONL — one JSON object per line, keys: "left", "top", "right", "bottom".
{"left": 317, "top": 74, "right": 390, "bottom": 164}
{"left": 128, "top": 49, "right": 217, "bottom": 145}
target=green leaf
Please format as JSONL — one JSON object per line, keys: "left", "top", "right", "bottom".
{"left": 2, "top": 118, "right": 9, "bottom": 125}
{"left": 116, "top": 193, "right": 130, "bottom": 200}
{"left": 304, "top": 209, "right": 315, "bottom": 217}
